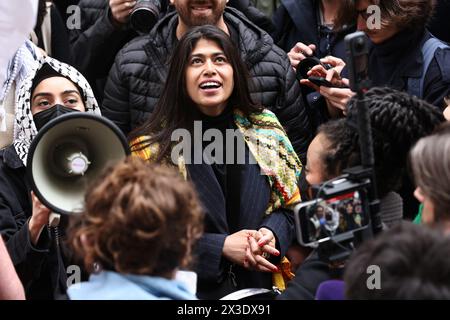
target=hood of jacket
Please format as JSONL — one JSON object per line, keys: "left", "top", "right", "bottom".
{"left": 67, "top": 270, "right": 197, "bottom": 300}
{"left": 144, "top": 7, "right": 274, "bottom": 71}
{"left": 13, "top": 56, "right": 101, "bottom": 166}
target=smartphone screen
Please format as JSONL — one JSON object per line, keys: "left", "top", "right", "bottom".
{"left": 294, "top": 189, "right": 370, "bottom": 247}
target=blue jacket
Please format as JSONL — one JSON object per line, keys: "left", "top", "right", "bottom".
{"left": 67, "top": 271, "right": 197, "bottom": 300}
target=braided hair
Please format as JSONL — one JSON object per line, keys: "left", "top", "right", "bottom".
{"left": 317, "top": 87, "right": 445, "bottom": 198}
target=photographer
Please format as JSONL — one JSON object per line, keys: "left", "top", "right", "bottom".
{"left": 69, "top": 0, "right": 143, "bottom": 102}
{"left": 304, "top": 0, "right": 450, "bottom": 117}
{"left": 272, "top": 0, "right": 356, "bottom": 131}
{"left": 278, "top": 87, "right": 445, "bottom": 300}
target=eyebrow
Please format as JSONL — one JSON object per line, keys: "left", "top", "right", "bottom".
{"left": 32, "top": 90, "right": 81, "bottom": 102}
{"left": 190, "top": 52, "right": 225, "bottom": 58}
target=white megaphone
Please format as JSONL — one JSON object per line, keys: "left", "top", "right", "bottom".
{"left": 27, "top": 113, "right": 130, "bottom": 224}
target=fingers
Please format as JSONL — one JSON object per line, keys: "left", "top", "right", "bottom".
{"left": 245, "top": 239, "right": 278, "bottom": 272}
{"left": 110, "top": 0, "right": 136, "bottom": 24}
{"left": 288, "top": 42, "right": 316, "bottom": 69}
{"left": 292, "top": 42, "right": 315, "bottom": 56}
{"left": 307, "top": 65, "right": 328, "bottom": 78}
{"left": 320, "top": 56, "right": 345, "bottom": 67}
{"left": 325, "top": 68, "right": 341, "bottom": 82}
{"left": 288, "top": 51, "right": 306, "bottom": 69}
{"left": 320, "top": 87, "right": 354, "bottom": 112}
{"left": 300, "top": 79, "right": 320, "bottom": 92}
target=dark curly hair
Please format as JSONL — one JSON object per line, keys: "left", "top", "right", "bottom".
{"left": 68, "top": 157, "right": 204, "bottom": 278}
{"left": 345, "top": 222, "right": 450, "bottom": 299}
{"left": 316, "top": 87, "right": 444, "bottom": 197}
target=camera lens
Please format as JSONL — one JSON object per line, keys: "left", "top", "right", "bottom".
{"left": 296, "top": 56, "right": 321, "bottom": 80}
{"left": 130, "top": 0, "right": 161, "bottom": 34}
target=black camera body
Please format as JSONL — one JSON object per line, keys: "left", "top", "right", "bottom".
{"left": 294, "top": 173, "right": 371, "bottom": 249}
{"left": 130, "top": 0, "right": 161, "bottom": 34}
{"left": 296, "top": 56, "right": 332, "bottom": 81}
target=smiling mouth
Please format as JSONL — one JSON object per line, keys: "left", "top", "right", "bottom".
{"left": 191, "top": 3, "right": 212, "bottom": 11}
{"left": 199, "top": 81, "right": 222, "bottom": 91}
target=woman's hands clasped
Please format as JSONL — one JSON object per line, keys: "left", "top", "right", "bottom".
{"left": 223, "top": 228, "right": 280, "bottom": 273}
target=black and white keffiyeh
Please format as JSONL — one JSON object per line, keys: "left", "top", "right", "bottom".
{"left": 13, "top": 56, "right": 101, "bottom": 166}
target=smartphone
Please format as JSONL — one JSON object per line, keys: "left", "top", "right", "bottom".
{"left": 344, "top": 31, "right": 371, "bottom": 92}
{"left": 293, "top": 189, "right": 370, "bottom": 247}
{"left": 307, "top": 76, "right": 333, "bottom": 87}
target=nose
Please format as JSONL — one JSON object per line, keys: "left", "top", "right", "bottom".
{"left": 357, "top": 15, "right": 367, "bottom": 31}
{"left": 203, "top": 59, "right": 216, "bottom": 76}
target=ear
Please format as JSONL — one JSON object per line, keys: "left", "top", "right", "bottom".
{"left": 414, "top": 187, "right": 425, "bottom": 203}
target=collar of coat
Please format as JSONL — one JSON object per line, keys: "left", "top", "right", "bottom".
{"left": 131, "top": 109, "right": 302, "bottom": 214}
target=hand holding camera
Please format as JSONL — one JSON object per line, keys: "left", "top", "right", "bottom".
{"left": 110, "top": 0, "right": 161, "bottom": 34}
{"left": 109, "top": 0, "right": 136, "bottom": 26}
{"left": 288, "top": 42, "right": 317, "bottom": 70}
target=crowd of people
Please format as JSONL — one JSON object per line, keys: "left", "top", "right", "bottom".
{"left": 1, "top": 0, "right": 450, "bottom": 301}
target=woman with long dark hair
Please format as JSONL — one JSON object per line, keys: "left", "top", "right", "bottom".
{"left": 130, "top": 25, "right": 302, "bottom": 299}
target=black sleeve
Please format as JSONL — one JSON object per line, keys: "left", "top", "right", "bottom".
{"left": 69, "top": 2, "right": 135, "bottom": 79}
{"left": 260, "top": 208, "right": 295, "bottom": 260}
{"left": 276, "top": 55, "right": 313, "bottom": 164}
{"left": 271, "top": 3, "right": 289, "bottom": 49}
{"left": 50, "top": 5, "right": 73, "bottom": 65}
{"left": 0, "top": 195, "right": 51, "bottom": 291}
{"left": 423, "top": 49, "right": 450, "bottom": 110}
{"left": 228, "top": 0, "right": 275, "bottom": 34}
{"left": 101, "top": 49, "right": 132, "bottom": 135}
{"left": 276, "top": 251, "right": 332, "bottom": 300}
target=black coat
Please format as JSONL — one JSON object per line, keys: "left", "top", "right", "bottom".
{"left": 0, "top": 146, "right": 68, "bottom": 300}
{"left": 428, "top": 0, "right": 450, "bottom": 44}
{"left": 187, "top": 144, "right": 295, "bottom": 299}
{"left": 101, "top": 7, "right": 312, "bottom": 162}
{"left": 369, "top": 29, "right": 450, "bottom": 110}
{"left": 272, "top": 0, "right": 355, "bottom": 57}
{"left": 69, "top": 0, "right": 139, "bottom": 102}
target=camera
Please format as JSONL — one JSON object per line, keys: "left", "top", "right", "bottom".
{"left": 294, "top": 174, "right": 371, "bottom": 248}
{"left": 296, "top": 56, "right": 332, "bottom": 81}
{"left": 130, "top": 0, "right": 161, "bottom": 34}
{"left": 344, "top": 31, "right": 371, "bottom": 92}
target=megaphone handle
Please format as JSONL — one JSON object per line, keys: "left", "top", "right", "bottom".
{"left": 48, "top": 212, "right": 61, "bottom": 227}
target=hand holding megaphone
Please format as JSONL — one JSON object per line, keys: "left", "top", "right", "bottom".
{"left": 29, "top": 191, "right": 52, "bottom": 245}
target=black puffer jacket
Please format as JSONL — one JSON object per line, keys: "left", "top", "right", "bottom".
{"left": 102, "top": 8, "right": 312, "bottom": 161}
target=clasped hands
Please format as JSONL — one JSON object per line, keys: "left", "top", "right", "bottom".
{"left": 223, "top": 228, "right": 280, "bottom": 273}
